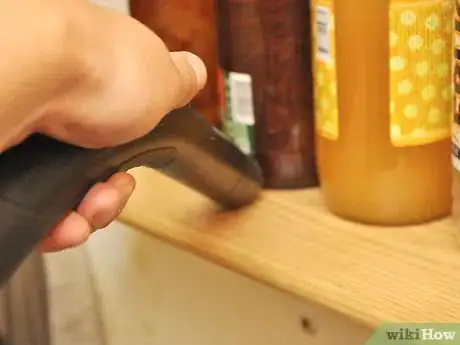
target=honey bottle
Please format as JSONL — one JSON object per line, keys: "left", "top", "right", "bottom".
{"left": 312, "top": 0, "right": 453, "bottom": 225}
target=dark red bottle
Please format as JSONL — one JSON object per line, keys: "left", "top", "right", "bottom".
{"left": 130, "top": 0, "right": 221, "bottom": 127}
{"left": 216, "top": 0, "right": 318, "bottom": 188}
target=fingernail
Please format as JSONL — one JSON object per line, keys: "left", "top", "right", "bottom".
{"left": 186, "top": 53, "right": 207, "bottom": 90}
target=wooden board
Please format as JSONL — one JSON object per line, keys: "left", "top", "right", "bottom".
{"left": 119, "top": 167, "right": 460, "bottom": 328}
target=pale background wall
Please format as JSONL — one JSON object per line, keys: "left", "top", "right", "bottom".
{"left": 91, "top": 0, "right": 129, "bottom": 12}
{"left": 44, "top": 1, "right": 373, "bottom": 344}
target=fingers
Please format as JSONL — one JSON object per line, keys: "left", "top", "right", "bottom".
{"left": 77, "top": 172, "right": 135, "bottom": 229}
{"left": 39, "top": 211, "right": 91, "bottom": 252}
{"left": 169, "top": 51, "right": 207, "bottom": 109}
{"left": 40, "top": 172, "right": 135, "bottom": 252}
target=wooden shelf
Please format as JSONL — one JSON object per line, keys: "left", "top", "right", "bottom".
{"left": 118, "top": 167, "right": 460, "bottom": 329}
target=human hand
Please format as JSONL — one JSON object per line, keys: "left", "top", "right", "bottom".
{"left": 3, "top": 0, "right": 207, "bottom": 252}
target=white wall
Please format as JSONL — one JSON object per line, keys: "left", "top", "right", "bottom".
{"left": 90, "top": 0, "right": 129, "bottom": 13}
{"left": 84, "top": 223, "right": 372, "bottom": 345}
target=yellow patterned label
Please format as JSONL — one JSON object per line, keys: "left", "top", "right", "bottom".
{"left": 311, "top": 0, "right": 339, "bottom": 140}
{"left": 389, "top": 0, "right": 453, "bottom": 146}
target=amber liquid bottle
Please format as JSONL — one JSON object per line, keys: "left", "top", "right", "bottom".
{"left": 216, "top": 0, "right": 318, "bottom": 189}
{"left": 129, "top": 0, "right": 221, "bottom": 126}
{"left": 312, "top": 0, "right": 453, "bottom": 225}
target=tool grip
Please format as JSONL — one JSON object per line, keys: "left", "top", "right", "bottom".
{"left": 0, "top": 107, "right": 263, "bottom": 286}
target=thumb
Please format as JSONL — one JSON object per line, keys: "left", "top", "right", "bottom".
{"left": 169, "top": 51, "right": 207, "bottom": 109}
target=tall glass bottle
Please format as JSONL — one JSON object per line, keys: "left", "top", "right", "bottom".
{"left": 130, "top": 0, "right": 221, "bottom": 126}
{"left": 216, "top": 0, "right": 318, "bottom": 189}
{"left": 312, "top": 0, "right": 453, "bottom": 225}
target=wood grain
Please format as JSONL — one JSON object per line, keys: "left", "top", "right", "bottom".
{"left": 119, "top": 167, "right": 460, "bottom": 329}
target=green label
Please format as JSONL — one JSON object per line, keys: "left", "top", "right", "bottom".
{"left": 366, "top": 323, "right": 460, "bottom": 344}
{"left": 220, "top": 70, "right": 255, "bottom": 155}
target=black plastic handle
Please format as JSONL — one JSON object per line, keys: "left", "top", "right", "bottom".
{"left": 0, "top": 106, "right": 263, "bottom": 286}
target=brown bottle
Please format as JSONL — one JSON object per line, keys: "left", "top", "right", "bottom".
{"left": 216, "top": 0, "right": 318, "bottom": 189}
{"left": 129, "top": 0, "right": 221, "bottom": 127}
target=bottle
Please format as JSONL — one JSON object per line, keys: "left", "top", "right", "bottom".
{"left": 216, "top": 0, "right": 318, "bottom": 189}
{"left": 129, "top": 0, "right": 221, "bottom": 127}
{"left": 311, "top": 0, "right": 453, "bottom": 225}
{"left": 453, "top": 1, "right": 460, "bottom": 235}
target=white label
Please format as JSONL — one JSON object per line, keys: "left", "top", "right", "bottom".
{"left": 228, "top": 72, "right": 255, "bottom": 126}
{"left": 315, "top": 5, "right": 331, "bottom": 62}
{"left": 452, "top": 154, "right": 460, "bottom": 172}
